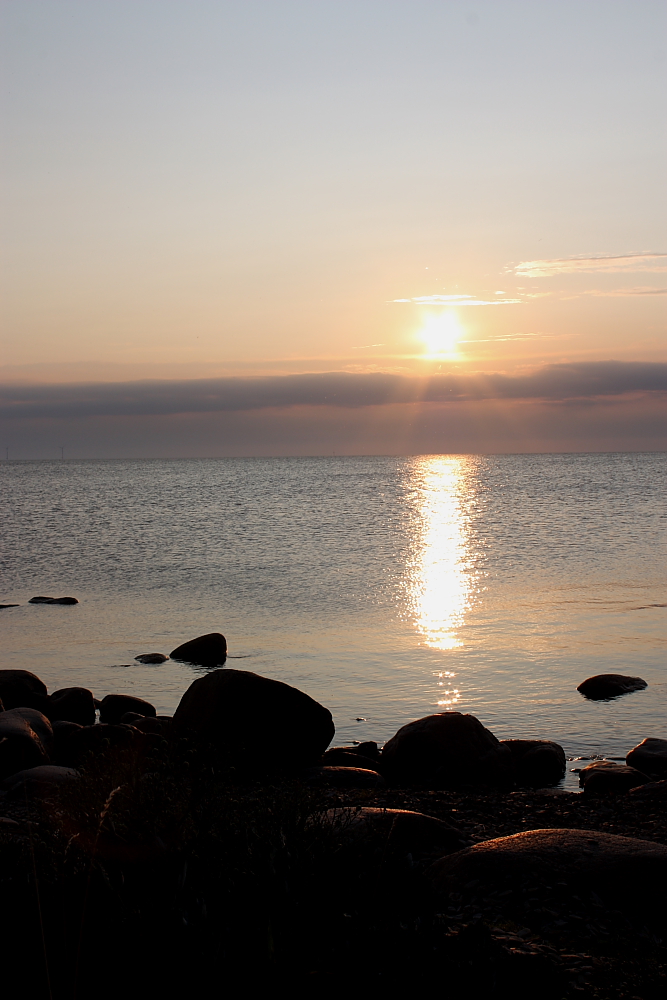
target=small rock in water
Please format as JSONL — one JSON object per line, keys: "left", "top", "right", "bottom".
{"left": 134, "top": 653, "right": 168, "bottom": 664}
{"left": 0, "top": 604, "right": 19, "bottom": 610}
{"left": 500, "top": 738, "right": 566, "bottom": 787}
{"left": 579, "top": 760, "right": 650, "bottom": 794}
{"left": 29, "top": 595, "right": 78, "bottom": 605}
{"left": 577, "top": 674, "right": 647, "bottom": 700}
{"left": 170, "top": 632, "right": 227, "bottom": 665}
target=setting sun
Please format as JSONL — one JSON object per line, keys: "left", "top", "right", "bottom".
{"left": 418, "top": 311, "right": 462, "bottom": 357}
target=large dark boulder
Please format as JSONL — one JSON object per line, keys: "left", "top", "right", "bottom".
{"left": 579, "top": 760, "right": 650, "bottom": 795}
{"left": 173, "top": 668, "right": 334, "bottom": 768}
{"left": 0, "top": 669, "right": 49, "bottom": 712}
{"left": 500, "top": 739, "right": 566, "bottom": 787}
{"left": 380, "top": 712, "right": 512, "bottom": 788}
{"left": 170, "top": 632, "right": 227, "bottom": 665}
{"left": 427, "top": 829, "right": 667, "bottom": 911}
{"left": 47, "top": 686, "right": 96, "bottom": 726}
{"left": 577, "top": 674, "right": 647, "bottom": 700}
{"left": 56, "top": 723, "right": 141, "bottom": 768}
{"left": 626, "top": 738, "right": 667, "bottom": 779}
{"left": 1, "top": 765, "right": 79, "bottom": 799}
{"left": 0, "top": 708, "right": 53, "bottom": 780}
{"left": 99, "top": 694, "right": 156, "bottom": 724}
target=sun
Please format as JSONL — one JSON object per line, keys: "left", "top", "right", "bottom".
{"left": 418, "top": 311, "right": 462, "bottom": 357}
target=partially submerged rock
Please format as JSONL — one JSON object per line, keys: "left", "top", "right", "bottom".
{"left": 427, "top": 828, "right": 667, "bottom": 910}
{"left": 173, "top": 668, "right": 334, "bottom": 768}
{"left": 170, "top": 632, "right": 227, "bottom": 665}
{"left": 380, "top": 712, "right": 512, "bottom": 788}
{"left": 28, "top": 596, "right": 78, "bottom": 605}
{"left": 577, "top": 674, "right": 647, "bottom": 700}
{"left": 500, "top": 739, "right": 566, "bottom": 787}
{"left": 579, "top": 760, "right": 649, "bottom": 795}
{"left": 134, "top": 653, "right": 168, "bottom": 664}
{"left": 626, "top": 737, "right": 667, "bottom": 779}
{"left": 99, "top": 694, "right": 157, "bottom": 725}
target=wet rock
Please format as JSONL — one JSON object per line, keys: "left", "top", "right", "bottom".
{"left": 0, "top": 604, "right": 19, "bottom": 609}
{"left": 170, "top": 632, "right": 227, "bottom": 665}
{"left": 626, "top": 737, "right": 667, "bottom": 779}
{"left": 320, "top": 748, "right": 380, "bottom": 770}
{"left": 173, "top": 668, "right": 334, "bottom": 768}
{"left": 56, "top": 723, "right": 140, "bottom": 768}
{"left": 99, "top": 694, "right": 156, "bottom": 725}
{"left": 579, "top": 760, "right": 650, "bottom": 794}
{"left": 134, "top": 653, "right": 168, "bottom": 664}
{"left": 28, "top": 596, "right": 78, "bottom": 605}
{"left": 304, "top": 766, "right": 386, "bottom": 789}
{"left": 0, "top": 708, "right": 53, "bottom": 779}
{"left": 577, "top": 674, "right": 647, "bottom": 700}
{"left": 500, "top": 739, "right": 566, "bottom": 787}
{"left": 427, "top": 828, "right": 667, "bottom": 911}
{"left": 0, "top": 669, "right": 49, "bottom": 712}
{"left": 1, "top": 765, "right": 79, "bottom": 798}
{"left": 628, "top": 778, "right": 667, "bottom": 798}
{"left": 47, "top": 686, "right": 96, "bottom": 726}
{"left": 318, "top": 806, "right": 466, "bottom": 855}
{"left": 380, "top": 712, "right": 512, "bottom": 789}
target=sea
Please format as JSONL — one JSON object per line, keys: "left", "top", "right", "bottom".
{"left": 2, "top": 453, "right": 665, "bottom": 789}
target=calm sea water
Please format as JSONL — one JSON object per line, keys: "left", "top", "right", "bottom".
{"left": 2, "top": 454, "right": 665, "bottom": 788}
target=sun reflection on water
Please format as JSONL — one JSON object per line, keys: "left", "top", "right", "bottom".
{"left": 408, "top": 456, "right": 476, "bottom": 706}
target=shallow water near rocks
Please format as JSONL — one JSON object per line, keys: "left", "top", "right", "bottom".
{"left": 1, "top": 453, "right": 665, "bottom": 790}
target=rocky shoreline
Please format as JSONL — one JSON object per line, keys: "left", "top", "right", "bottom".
{"left": 0, "top": 635, "right": 665, "bottom": 998}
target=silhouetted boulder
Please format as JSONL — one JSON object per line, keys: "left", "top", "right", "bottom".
{"left": 500, "top": 739, "right": 566, "bottom": 787}
{"left": 0, "top": 708, "right": 53, "bottom": 780}
{"left": 304, "top": 766, "right": 385, "bottom": 789}
{"left": 381, "top": 712, "right": 512, "bottom": 788}
{"left": 170, "top": 632, "right": 227, "bottom": 665}
{"left": 52, "top": 720, "right": 82, "bottom": 763}
{"left": 0, "top": 669, "right": 49, "bottom": 712}
{"left": 626, "top": 737, "right": 667, "bottom": 779}
{"left": 134, "top": 653, "right": 168, "bottom": 664}
{"left": 319, "top": 806, "right": 466, "bottom": 855}
{"left": 47, "top": 686, "right": 96, "bottom": 726}
{"left": 56, "top": 723, "right": 140, "bottom": 769}
{"left": 577, "top": 674, "right": 647, "bottom": 700}
{"left": 173, "top": 668, "right": 334, "bottom": 768}
{"left": 28, "top": 595, "right": 78, "bottom": 605}
{"left": 99, "top": 694, "right": 156, "bottom": 724}
{"left": 628, "top": 779, "right": 667, "bottom": 799}
{"left": 133, "top": 716, "right": 173, "bottom": 735}
{"left": 427, "top": 829, "right": 667, "bottom": 912}
{"left": 1, "top": 765, "right": 79, "bottom": 799}
{"left": 579, "top": 760, "right": 650, "bottom": 794}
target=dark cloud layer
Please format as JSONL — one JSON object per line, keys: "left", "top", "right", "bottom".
{"left": 2, "top": 361, "right": 667, "bottom": 421}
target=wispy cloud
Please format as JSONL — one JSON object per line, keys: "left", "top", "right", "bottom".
{"left": 579, "top": 286, "right": 667, "bottom": 297}
{"left": 2, "top": 362, "right": 666, "bottom": 421}
{"left": 392, "top": 294, "right": 521, "bottom": 306}
{"left": 512, "top": 252, "right": 667, "bottom": 278}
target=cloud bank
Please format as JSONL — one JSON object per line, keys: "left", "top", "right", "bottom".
{"left": 1, "top": 361, "right": 666, "bottom": 422}
{"left": 513, "top": 252, "right": 667, "bottom": 278}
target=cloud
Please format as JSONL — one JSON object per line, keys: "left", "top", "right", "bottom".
{"left": 392, "top": 294, "right": 521, "bottom": 305}
{"left": 1, "top": 361, "right": 666, "bottom": 422}
{"left": 579, "top": 286, "right": 667, "bottom": 297}
{"left": 513, "top": 252, "right": 667, "bottom": 278}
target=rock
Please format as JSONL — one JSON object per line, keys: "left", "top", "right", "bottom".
{"left": 173, "top": 668, "right": 334, "bottom": 768}
{"left": 628, "top": 779, "right": 667, "bottom": 798}
{"left": 1, "top": 765, "right": 79, "bottom": 798}
{"left": 0, "top": 708, "right": 53, "bottom": 780}
{"left": 99, "top": 694, "right": 157, "bottom": 725}
{"left": 380, "top": 712, "right": 512, "bottom": 789}
{"left": 577, "top": 674, "right": 647, "bottom": 700}
{"left": 170, "top": 632, "right": 227, "bottom": 665}
{"left": 56, "top": 723, "right": 140, "bottom": 768}
{"left": 0, "top": 604, "right": 19, "bottom": 609}
{"left": 320, "top": 749, "right": 380, "bottom": 770}
{"left": 120, "top": 712, "right": 146, "bottom": 725}
{"left": 304, "top": 766, "right": 386, "bottom": 789}
{"left": 427, "top": 829, "right": 667, "bottom": 911}
{"left": 28, "top": 595, "right": 78, "bottom": 605}
{"left": 500, "top": 739, "right": 566, "bottom": 787}
{"left": 579, "top": 760, "right": 650, "bottom": 794}
{"left": 0, "top": 669, "right": 49, "bottom": 712}
{"left": 626, "top": 737, "right": 667, "bottom": 779}
{"left": 133, "top": 716, "right": 173, "bottom": 735}
{"left": 318, "top": 806, "right": 466, "bottom": 855}
{"left": 47, "top": 686, "right": 96, "bottom": 726}
{"left": 134, "top": 653, "right": 168, "bottom": 664}
{"left": 52, "top": 720, "right": 82, "bottom": 762}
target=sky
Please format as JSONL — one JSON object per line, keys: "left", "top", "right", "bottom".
{"left": 1, "top": 0, "right": 666, "bottom": 456}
